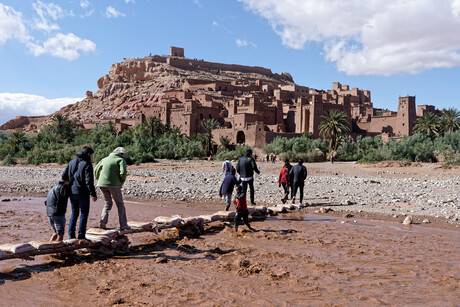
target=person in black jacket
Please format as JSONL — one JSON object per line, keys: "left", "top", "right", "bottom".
{"left": 219, "top": 167, "right": 240, "bottom": 211}
{"left": 236, "top": 149, "right": 260, "bottom": 205}
{"left": 62, "top": 146, "right": 97, "bottom": 240}
{"left": 45, "top": 180, "right": 71, "bottom": 241}
{"left": 289, "top": 159, "right": 308, "bottom": 205}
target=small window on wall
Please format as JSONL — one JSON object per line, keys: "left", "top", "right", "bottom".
{"left": 185, "top": 121, "right": 187, "bottom": 125}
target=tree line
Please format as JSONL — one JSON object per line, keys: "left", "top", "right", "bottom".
{"left": 0, "top": 108, "right": 458, "bottom": 167}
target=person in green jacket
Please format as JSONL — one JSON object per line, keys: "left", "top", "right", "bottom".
{"left": 95, "top": 147, "right": 130, "bottom": 230}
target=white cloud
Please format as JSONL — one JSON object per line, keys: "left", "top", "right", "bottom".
{"left": 81, "top": 9, "right": 94, "bottom": 18}
{"left": 32, "top": 0, "right": 68, "bottom": 32}
{"left": 125, "top": 0, "right": 135, "bottom": 3}
{"left": 28, "top": 33, "right": 96, "bottom": 61}
{"left": 239, "top": 0, "right": 460, "bottom": 76}
{"left": 0, "top": 93, "right": 81, "bottom": 120}
{"left": 236, "top": 38, "right": 248, "bottom": 47}
{"left": 0, "top": 3, "right": 30, "bottom": 45}
{"left": 235, "top": 38, "right": 257, "bottom": 48}
{"left": 453, "top": 0, "right": 460, "bottom": 18}
{"left": 193, "top": 0, "right": 203, "bottom": 8}
{"left": 212, "top": 21, "right": 219, "bottom": 27}
{"left": 0, "top": 3, "right": 95, "bottom": 61}
{"left": 80, "top": 0, "right": 90, "bottom": 9}
{"left": 105, "top": 6, "right": 125, "bottom": 18}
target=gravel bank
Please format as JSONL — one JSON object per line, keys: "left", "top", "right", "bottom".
{"left": 0, "top": 163, "right": 458, "bottom": 224}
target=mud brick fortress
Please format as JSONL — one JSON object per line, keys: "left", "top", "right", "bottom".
{"left": 1, "top": 47, "right": 438, "bottom": 148}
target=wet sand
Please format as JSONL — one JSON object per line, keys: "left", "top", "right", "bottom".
{"left": 0, "top": 195, "right": 459, "bottom": 306}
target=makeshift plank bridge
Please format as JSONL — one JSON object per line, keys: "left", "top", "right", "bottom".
{"left": 0, "top": 203, "right": 306, "bottom": 261}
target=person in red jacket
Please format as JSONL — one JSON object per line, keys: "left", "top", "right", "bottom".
{"left": 278, "top": 160, "right": 292, "bottom": 204}
{"left": 233, "top": 185, "right": 256, "bottom": 232}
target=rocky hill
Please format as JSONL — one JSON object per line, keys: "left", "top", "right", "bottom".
{"left": 0, "top": 53, "right": 294, "bottom": 132}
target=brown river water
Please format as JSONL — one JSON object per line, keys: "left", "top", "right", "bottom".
{"left": 0, "top": 196, "right": 459, "bottom": 306}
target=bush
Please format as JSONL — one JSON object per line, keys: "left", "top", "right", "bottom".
{"left": 1, "top": 154, "right": 17, "bottom": 166}
{"left": 215, "top": 146, "right": 251, "bottom": 161}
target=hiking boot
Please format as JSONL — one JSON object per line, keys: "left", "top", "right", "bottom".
{"left": 291, "top": 197, "right": 296, "bottom": 204}
{"left": 281, "top": 198, "right": 286, "bottom": 204}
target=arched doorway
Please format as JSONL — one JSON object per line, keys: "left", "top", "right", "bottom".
{"left": 236, "top": 131, "right": 245, "bottom": 144}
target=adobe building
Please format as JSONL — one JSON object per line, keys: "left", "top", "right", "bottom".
{"left": 1, "top": 47, "right": 439, "bottom": 148}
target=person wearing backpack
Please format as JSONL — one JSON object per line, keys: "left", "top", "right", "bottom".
{"left": 62, "top": 146, "right": 97, "bottom": 240}
{"left": 222, "top": 159, "right": 232, "bottom": 177}
{"left": 219, "top": 167, "right": 240, "bottom": 211}
{"left": 45, "top": 180, "right": 71, "bottom": 242}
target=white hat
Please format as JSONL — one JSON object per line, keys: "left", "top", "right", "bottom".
{"left": 113, "top": 147, "right": 127, "bottom": 157}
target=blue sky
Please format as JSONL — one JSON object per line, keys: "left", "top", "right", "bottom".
{"left": 0, "top": 0, "right": 459, "bottom": 125}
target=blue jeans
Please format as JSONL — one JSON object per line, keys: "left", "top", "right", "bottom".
{"left": 48, "top": 215, "right": 66, "bottom": 235}
{"left": 69, "top": 194, "right": 90, "bottom": 239}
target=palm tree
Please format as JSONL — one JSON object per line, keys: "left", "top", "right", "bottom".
{"left": 414, "top": 112, "right": 440, "bottom": 139}
{"left": 50, "top": 113, "right": 75, "bottom": 143}
{"left": 7, "top": 130, "right": 27, "bottom": 153}
{"left": 104, "top": 121, "right": 118, "bottom": 137}
{"left": 318, "top": 110, "right": 350, "bottom": 154}
{"left": 201, "top": 118, "right": 220, "bottom": 155}
{"left": 146, "top": 116, "right": 167, "bottom": 138}
{"left": 440, "top": 108, "right": 460, "bottom": 133}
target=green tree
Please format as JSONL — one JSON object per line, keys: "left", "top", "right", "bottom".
{"left": 49, "top": 113, "right": 76, "bottom": 143}
{"left": 440, "top": 108, "right": 460, "bottom": 133}
{"left": 7, "top": 130, "right": 28, "bottom": 154}
{"left": 318, "top": 110, "right": 350, "bottom": 153}
{"left": 201, "top": 118, "right": 220, "bottom": 155}
{"left": 103, "top": 121, "right": 118, "bottom": 137}
{"left": 146, "top": 116, "right": 168, "bottom": 138}
{"left": 414, "top": 112, "right": 440, "bottom": 139}
{"left": 219, "top": 136, "right": 233, "bottom": 150}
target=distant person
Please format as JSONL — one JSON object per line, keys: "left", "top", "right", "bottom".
{"left": 266, "top": 154, "right": 269, "bottom": 163}
{"left": 219, "top": 167, "right": 240, "bottom": 211}
{"left": 45, "top": 180, "right": 71, "bottom": 242}
{"left": 236, "top": 149, "right": 260, "bottom": 205}
{"left": 222, "top": 159, "right": 232, "bottom": 177}
{"left": 289, "top": 159, "right": 308, "bottom": 205}
{"left": 95, "top": 147, "right": 130, "bottom": 230}
{"left": 62, "top": 146, "right": 98, "bottom": 240}
{"left": 330, "top": 152, "right": 334, "bottom": 164}
{"left": 278, "top": 160, "right": 292, "bottom": 204}
{"left": 233, "top": 185, "right": 256, "bottom": 232}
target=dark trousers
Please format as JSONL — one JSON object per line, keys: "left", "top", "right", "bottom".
{"left": 291, "top": 181, "right": 305, "bottom": 204}
{"left": 241, "top": 179, "right": 255, "bottom": 204}
{"left": 69, "top": 194, "right": 90, "bottom": 239}
{"left": 234, "top": 210, "right": 252, "bottom": 230}
{"left": 281, "top": 182, "right": 290, "bottom": 201}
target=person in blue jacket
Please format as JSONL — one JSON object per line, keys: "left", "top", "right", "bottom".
{"left": 62, "top": 146, "right": 97, "bottom": 240}
{"left": 219, "top": 167, "right": 240, "bottom": 211}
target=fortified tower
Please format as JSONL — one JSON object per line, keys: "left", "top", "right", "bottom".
{"left": 395, "top": 96, "right": 416, "bottom": 136}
